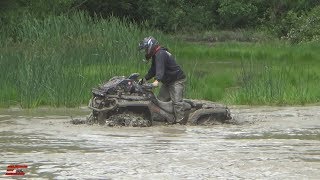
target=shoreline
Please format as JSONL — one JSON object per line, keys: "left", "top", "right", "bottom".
{"left": 1, "top": 103, "right": 320, "bottom": 113}
{"left": 2, "top": 102, "right": 320, "bottom": 110}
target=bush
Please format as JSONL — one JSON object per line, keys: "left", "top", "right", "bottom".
{"left": 286, "top": 6, "right": 320, "bottom": 43}
{"left": 217, "top": 0, "right": 258, "bottom": 28}
{"left": 150, "top": 0, "right": 215, "bottom": 32}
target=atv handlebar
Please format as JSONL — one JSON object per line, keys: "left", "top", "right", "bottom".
{"left": 141, "top": 83, "right": 154, "bottom": 90}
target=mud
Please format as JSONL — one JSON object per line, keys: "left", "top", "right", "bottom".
{"left": 71, "top": 111, "right": 233, "bottom": 127}
{"left": 105, "top": 113, "right": 151, "bottom": 127}
{"left": 70, "top": 112, "right": 151, "bottom": 127}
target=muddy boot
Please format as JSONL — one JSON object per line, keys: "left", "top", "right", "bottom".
{"left": 175, "top": 113, "right": 188, "bottom": 125}
{"left": 173, "top": 101, "right": 187, "bottom": 124}
{"left": 177, "top": 113, "right": 189, "bottom": 125}
{"left": 149, "top": 102, "right": 175, "bottom": 124}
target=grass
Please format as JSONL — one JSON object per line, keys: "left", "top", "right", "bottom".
{"left": 0, "top": 12, "right": 319, "bottom": 108}
{"left": 173, "top": 40, "right": 320, "bottom": 105}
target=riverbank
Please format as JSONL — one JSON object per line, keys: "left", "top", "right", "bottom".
{"left": 0, "top": 13, "right": 319, "bottom": 108}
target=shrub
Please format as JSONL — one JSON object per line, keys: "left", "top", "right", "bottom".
{"left": 217, "top": 0, "right": 258, "bottom": 28}
{"left": 286, "top": 6, "right": 320, "bottom": 43}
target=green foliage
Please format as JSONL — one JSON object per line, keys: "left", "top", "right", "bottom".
{"left": 2, "top": 0, "right": 320, "bottom": 42}
{"left": 0, "top": 0, "right": 74, "bottom": 42}
{"left": 285, "top": 6, "right": 320, "bottom": 43}
{"left": 1, "top": 12, "right": 320, "bottom": 107}
{"left": 258, "top": 1, "right": 320, "bottom": 38}
{"left": 73, "top": 0, "right": 151, "bottom": 21}
{"left": 0, "top": 0, "right": 73, "bottom": 17}
{"left": 227, "top": 61, "right": 317, "bottom": 105}
{"left": 75, "top": 0, "right": 216, "bottom": 32}
{"left": 149, "top": 0, "right": 215, "bottom": 32}
{"left": 1, "top": 1, "right": 320, "bottom": 107}
{"left": 0, "top": 12, "right": 159, "bottom": 107}
{"left": 217, "top": 0, "right": 258, "bottom": 28}
{"left": 177, "top": 41, "right": 320, "bottom": 105}
{"left": 72, "top": 0, "right": 319, "bottom": 42}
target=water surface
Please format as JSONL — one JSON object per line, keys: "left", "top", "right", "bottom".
{"left": 1, "top": 106, "right": 320, "bottom": 179}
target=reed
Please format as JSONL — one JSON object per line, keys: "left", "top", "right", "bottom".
{"left": 224, "top": 61, "right": 318, "bottom": 105}
{"left": 0, "top": 12, "right": 153, "bottom": 107}
{"left": 176, "top": 41, "right": 320, "bottom": 105}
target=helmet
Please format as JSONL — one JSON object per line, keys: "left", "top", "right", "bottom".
{"left": 138, "top": 36, "right": 159, "bottom": 60}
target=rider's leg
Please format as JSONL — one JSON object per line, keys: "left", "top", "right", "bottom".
{"left": 169, "top": 78, "right": 186, "bottom": 124}
{"left": 153, "top": 84, "right": 174, "bottom": 123}
{"left": 157, "top": 84, "right": 171, "bottom": 102}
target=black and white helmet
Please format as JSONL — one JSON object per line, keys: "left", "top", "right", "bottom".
{"left": 138, "top": 36, "right": 159, "bottom": 59}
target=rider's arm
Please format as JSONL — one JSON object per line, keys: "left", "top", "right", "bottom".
{"left": 145, "top": 60, "right": 155, "bottom": 80}
{"left": 155, "top": 51, "right": 166, "bottom": 82}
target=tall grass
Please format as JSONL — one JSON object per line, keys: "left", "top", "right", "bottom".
{"left": 175, "top": 41, "right": 320, "bottom": 105}
{"left": 224, "top": 61, "right": 318, "bottom": 105}
{"left": 0, "top": 12, "right": 164, "bottom": 108}
{"left": 1, "top": 12, "right": 319, "bottom": 107}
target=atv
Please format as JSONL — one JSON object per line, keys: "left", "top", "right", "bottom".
{"left": 86, "top": 73, "right": 232, "bottom": 126}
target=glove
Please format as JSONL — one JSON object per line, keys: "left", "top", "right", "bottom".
{"left": 138, "top": 78, "right": 146, "bottom": 85}
{"left": 152, "top": 80, "right": 159, "bottom": 87}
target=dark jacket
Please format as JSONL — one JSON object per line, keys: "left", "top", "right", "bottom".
{"left": 145, "top": 48, "right": 185, "bottom": 85}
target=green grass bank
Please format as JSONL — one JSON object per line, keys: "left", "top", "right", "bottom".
{"left": 0, "top": 13, "right": 319, "bottom": 108}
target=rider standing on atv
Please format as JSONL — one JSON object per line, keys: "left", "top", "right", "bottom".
{"left": 138, "top": 36, "right": 186, "bottom": 124}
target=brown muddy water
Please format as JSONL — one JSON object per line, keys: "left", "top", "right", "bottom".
{"left": 1, "top": 106, "right": 320, "bottom": 179}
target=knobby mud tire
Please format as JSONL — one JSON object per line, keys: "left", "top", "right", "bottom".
{"left": 189, "top": 108, "right": 229, "bottom": 125}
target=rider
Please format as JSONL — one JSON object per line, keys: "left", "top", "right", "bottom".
{"left": 138, "top": 36, "right": 186, "bottom": 124}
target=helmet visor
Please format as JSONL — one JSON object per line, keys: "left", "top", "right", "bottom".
{"left": 138, "top": 41, "right": 147, "bottom": 51}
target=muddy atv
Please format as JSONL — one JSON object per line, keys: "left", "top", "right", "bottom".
{"left": 86, "top": 73, "right": 232, "bottom": 127}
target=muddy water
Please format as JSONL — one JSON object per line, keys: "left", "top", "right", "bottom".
{"left": 1, "top": 106, "right": 320, "bottom": 179}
